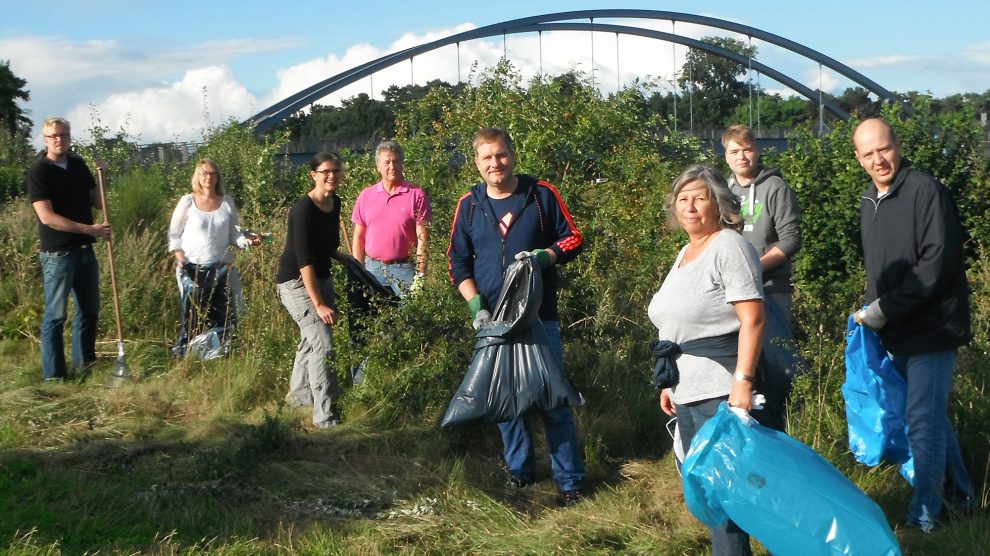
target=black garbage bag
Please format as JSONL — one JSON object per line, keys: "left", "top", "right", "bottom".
{"left": 337, "top": 254, "right": 401, "bottom": 303}
{"left": 441, "top": 257, "right": 584, "bottom": 428}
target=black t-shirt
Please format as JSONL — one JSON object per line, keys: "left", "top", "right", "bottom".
{"left": 487, "top": 189, "right": 527, "bottom": 237}
{"left": 276, "top": 193, "right": 341, "bottom": 283}
{"left": 25, "top": 153, "right": 97, "bottom": 252}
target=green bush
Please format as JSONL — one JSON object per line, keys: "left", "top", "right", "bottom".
{"left": 108, "top": 165, "right": 179, "bottom": 235}
{"left": 0, "top": 164, "right": 23, "bottom": 203}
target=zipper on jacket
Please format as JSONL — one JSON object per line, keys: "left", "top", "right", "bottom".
{"left": 863, "top": 195, "right": 882, "bottom": 219}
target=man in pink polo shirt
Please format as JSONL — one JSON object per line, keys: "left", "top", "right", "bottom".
{"left": 351, "top": 140, "right": 432, "bottom": 298}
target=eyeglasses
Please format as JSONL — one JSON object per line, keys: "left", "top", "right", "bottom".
{"left": 45, "top": 133, "right": 70, "bottom": 140}
{"left": 314, "top": 168, "right": 342, "bottom": 175}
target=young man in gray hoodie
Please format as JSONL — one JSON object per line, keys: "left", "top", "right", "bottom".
{"left": 723, "top": 125, "right": 803, "bottom": 431}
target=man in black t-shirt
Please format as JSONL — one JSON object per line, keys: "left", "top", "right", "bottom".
{"left": 26, "top": 117, "right": 111, "bottom": 382}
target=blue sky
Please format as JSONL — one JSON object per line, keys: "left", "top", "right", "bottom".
{"left": 4, "top": 0, "right": 989, "bottom": 144}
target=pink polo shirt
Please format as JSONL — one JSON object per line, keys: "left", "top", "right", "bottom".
{"left": 351, "top": 179, "right": 432, "bottom": 261}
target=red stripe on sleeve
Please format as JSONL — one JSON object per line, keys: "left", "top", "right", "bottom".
{"left": 538, "top": 181, "right": 583, "bottom": 252}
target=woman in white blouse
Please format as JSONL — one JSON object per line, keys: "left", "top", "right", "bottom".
{"left": 168, "top": 159, "right": 260, "bottom": 356}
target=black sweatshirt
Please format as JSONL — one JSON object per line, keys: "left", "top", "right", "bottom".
{"left": 860, "top": 159, "right": 970, "bottom": 356}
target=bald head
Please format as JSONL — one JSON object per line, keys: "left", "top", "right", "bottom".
{"left": 853, "top": 118, "right": 902, "bottom": 193}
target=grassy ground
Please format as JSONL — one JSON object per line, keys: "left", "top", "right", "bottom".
{"left": 1, "top": 330, "right": 988, "bottom": 555}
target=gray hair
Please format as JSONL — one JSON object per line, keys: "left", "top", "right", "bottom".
{"left": 375, "top": 140, "right": 404, "bottom": 163}
{"left": 665, "top": 163, "right": 743, "bottom": 233}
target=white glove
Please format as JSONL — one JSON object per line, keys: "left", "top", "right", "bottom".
{"left": 728, "top": 393, "right": 766, "bottom": 426}
{"left": 514, "top": 250, "right": 533, "bottom": 261}
{"left": 855, "top": 300, "right": 888, "bottom": 330}
{"left": 472, "top": 309, "right": 492, "bottom": 330}
{"left": 409, "top": 272, "right": 425, "bottom": 295}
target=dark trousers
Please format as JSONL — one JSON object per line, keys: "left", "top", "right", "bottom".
{"left": 676, "top": 397, "right": 753, "bottom": 556}
{"left": 174, "top": 263, "right": 232, "bottom": 354}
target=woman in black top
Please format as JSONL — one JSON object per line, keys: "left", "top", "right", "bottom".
{"left": 276, "top": 152, "right": 344, "bottom": 429}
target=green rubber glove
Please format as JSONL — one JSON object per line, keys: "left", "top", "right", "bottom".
{"left": 467, "top": 294, "right": 487, "bottom": 318}
{"left": 515, "top": 249, "right": 553, "bottom": 269}
{"left": 532, "top": 248, "right": 552, "bottom": 269}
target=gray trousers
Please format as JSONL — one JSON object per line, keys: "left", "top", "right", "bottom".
{"left": 277, "top": 277, "right": 340, "bottom": 426}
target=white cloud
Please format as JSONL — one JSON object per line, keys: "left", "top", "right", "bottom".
{"left": 963, "top": 41, "right": 990, "bottom": 65}
{"left": 842, "top": 54, "right": 932, "bottom": 69}
{"left": 266, "top": 23, "right": 487, "bottom": 109}
{"left": 1, "top": 35, "right": 290, "bottom": 144}
{"left": 262, "top": 20, "right": 693, "bottom": 119}
{"left": 802, "top": 68, "right": 842, "bottom": 94}
{"left": 66, "top": 66, "right": 258, "bottom": 144}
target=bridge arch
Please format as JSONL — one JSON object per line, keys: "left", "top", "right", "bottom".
{"left": 249, "top": 9, "right": 900, "bottom": 132}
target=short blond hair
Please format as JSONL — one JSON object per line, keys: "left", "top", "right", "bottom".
{"left": 43, "top": 117, "right": 71, "bottom": 134}
{"left": 721, "top": 124, "right": 757, "bottom": 150}
{"left": 472, "top": 127, "right": 514, "bottom": 155}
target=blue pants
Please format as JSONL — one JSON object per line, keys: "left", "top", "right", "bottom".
{"left": 890, "top": 349, "right": 974, "bottom": 530}
{"left": 364, "top": 257, "right": 415, "bottom": 299}
{"left": 753, "top": 291, "right": 800, "bottom": 432}
{"left": 40, "top": 245, "right": 100, "bottom": 381}
{"left": 498, "top": 320, "right": 586, "bottom": 492}
{"left": 675, "top": 397, "right": 753, "bottom": 556}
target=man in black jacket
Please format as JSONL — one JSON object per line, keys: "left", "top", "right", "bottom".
{"left": 852, "top": 117, "right": 973, "bottom": 532}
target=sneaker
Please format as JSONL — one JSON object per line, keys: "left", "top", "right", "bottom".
{"left": 314, "top": 417, "right": 341, "bottom": 429}
{"left": 351, "top": 357, "right": 368, "bottom": 385}
{"left": 561, "top": 489, "right": 585, "bottom": 507}
{"left": 903, "top": 516, "right": 936, "bottom": 533}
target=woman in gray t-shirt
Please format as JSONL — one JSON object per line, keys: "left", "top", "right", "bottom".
{"left": 650, "top": 163, "right": 765, "bottom": 556}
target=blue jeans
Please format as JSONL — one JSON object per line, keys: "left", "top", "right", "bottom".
{"left": 364, "top": 257, "right": 415, "bottom": 298}
{"left": 754, "top": 291, "right": 798, "bottom": 432}
{"left": 498, "top": 320, "right": 586, "bottom": 492}
{"left": 39, "top": 245, "right": 100, "bottom": 380}
{"left": 890, "top": 349, "right": 974, "bottom": 530}
{"left": 675, "top": 397, "right": 752, "bottom": 556}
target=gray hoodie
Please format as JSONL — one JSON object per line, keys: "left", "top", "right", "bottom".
{"left": 728, "top": 166, "right": 802, "bottom": 293}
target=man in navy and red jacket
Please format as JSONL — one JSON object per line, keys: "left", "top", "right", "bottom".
{"left": 447, "top": 127, "right": 586, "bottom": 505}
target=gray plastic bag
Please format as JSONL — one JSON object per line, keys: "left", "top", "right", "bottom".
{"left": 441, "top": 258, "right": 583, "bottom": 428}
{"left": 186, "top": 327, "right": 229, "bottom": 361}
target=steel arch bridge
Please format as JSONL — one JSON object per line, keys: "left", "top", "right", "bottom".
{"left": 248, "top": 9, "right": 903, "bottom": 133}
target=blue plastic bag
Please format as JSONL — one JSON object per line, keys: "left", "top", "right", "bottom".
{"left": 843, "top": 316, "right": 913, "bottom": 475}
{"left": 682, "top": 403, "right": 901, "bottom": 556}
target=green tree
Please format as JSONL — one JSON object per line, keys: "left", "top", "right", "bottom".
{"left": 273, "top": 80, "right": 465, "bottom": 145}
{"left": 677, "top": 37, "right": 757, "bottom": 127}
{"left": 727, "top": 92, "right": 815, "bottom": 130}
{"left": 0, "top": 60, "right": 31, "bottom": 137}
{"left": 0, "top": 61, "right": 32, "bottom": 202}
{"left": 833, "top": 87, "right": 883, "bottom": 120}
